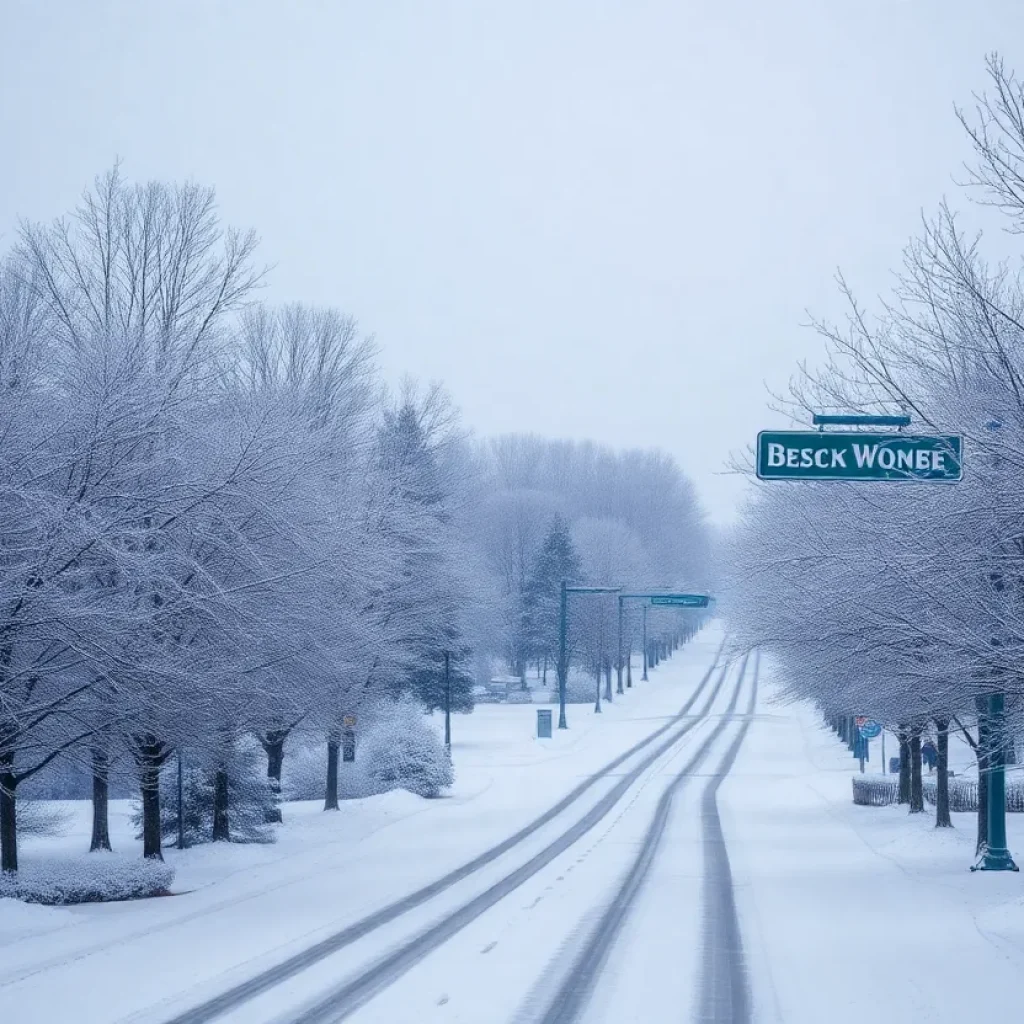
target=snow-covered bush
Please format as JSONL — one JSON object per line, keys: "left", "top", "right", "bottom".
{"left": 132, "top": 740, "right": 277, "bottom": 846}
{"left": 282, "top": 742, "right": 376, "bottom": 801}
{"left": 362, "top": 700, "right": 454, "bottom": 799}
{"left": 18, "top": 801, "right": 73, "bottom": 838}
{"left": 0, "top": 854, "right": 174, "bottom": 905}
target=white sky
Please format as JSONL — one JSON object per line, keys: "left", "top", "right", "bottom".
{"left": 2, "top": 1, "right": 1022, "bottom": 523}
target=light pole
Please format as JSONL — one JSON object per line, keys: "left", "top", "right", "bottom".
{"left": 641, "top": 604, "right": 648, "bottom": 681}
{"left": 556, "top": 583, "right": 621, "bottom": 729}
{"left": 444, "top": 650, "right": 452, "bottom": 752}
{"left": 177, "top": 747, "right": 186, "bottom": 850}
{"left": 972, "top": 419, "right": 1018, "bottom": 872}
{"left": 616, "top": 597, "right": 625, "bottom": 695}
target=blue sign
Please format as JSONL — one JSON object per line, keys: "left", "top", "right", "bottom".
{"left": 859, "top": 721, "right": 882, "bottom": 739}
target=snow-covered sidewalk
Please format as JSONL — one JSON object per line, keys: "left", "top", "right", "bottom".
{"left": 0, "top": 626, "right": 724, "bottom": 1024}
{"left": 722, "top": 662, "right": 1024, "bottom": 1024}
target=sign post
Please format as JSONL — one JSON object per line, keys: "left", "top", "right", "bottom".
{"left": 557, "top": 583, "right": 621, "bottom": 729}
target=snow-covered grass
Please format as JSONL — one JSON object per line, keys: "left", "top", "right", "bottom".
{"left": 0, "top": 853, "right": 173, "bottom": 905}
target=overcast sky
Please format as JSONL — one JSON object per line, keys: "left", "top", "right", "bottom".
{"left": 2, "top": 1, "right": 1022, "bottom": 523}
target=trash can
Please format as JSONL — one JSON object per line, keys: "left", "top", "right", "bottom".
{"left": 537, "top": 709, "right": 553, "bottom": 739}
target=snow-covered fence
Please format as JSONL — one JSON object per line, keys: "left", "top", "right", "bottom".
{"left": 922, "top": 777, "right": 1024, "bottom": 813}
{"left": 852, "top": 776, "right": 899, "bottom": 806}
{"left": 853, "top": 775, "right": 1024, "bottom": 811}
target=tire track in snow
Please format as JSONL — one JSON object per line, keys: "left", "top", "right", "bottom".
{"left": 529, "top": 651, "right": 755, "bottom": 1024}
{"left": 161, "top": 639, "right": 726, "bottom": 1024}
{"left": 695, "top": 649, "right": 758, "bottom": 1024}
{"left": 265, "top": 660, "right": 732, "bottom": 1024}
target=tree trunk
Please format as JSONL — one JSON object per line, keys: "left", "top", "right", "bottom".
{"left": 626, "top": 645, "right": 633, "bottom": 688}
{"left": 934, "top": 717, "right": 952, "bottom": 828}
{"left": 90, "top": 747, "right": 112, "bottom": 852}
{"left": 212, "top": 767, "right": 230, "bottom": 841}
{"left": 325, "top": 733, "right": 340, "bottom": 810}
{"left": 603, "top": 658, "right": 613, "bottom": 702}
{"left": 977, "top": 698, "right": 990, "bottom": 855}
{"left": 262, "top": 731, "right": 285, "bottom": 824}
{"left": 135, "top": 736, "right": 167, "bottom": 860}
{"left": 0, "top": 770, "right": 17, "bottom": 874}
{"left": 542, "top": 654, "right": 548, "bottom": 686}
{"left": 897, "top": 727, "right": 911, "bottom": 804}
{"left": 909, "top": 726, "right": 924, "bottom": 813}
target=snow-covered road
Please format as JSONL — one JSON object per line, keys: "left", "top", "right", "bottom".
{"left": 3, "top": 630, "right": 1023, "bottom": 1023}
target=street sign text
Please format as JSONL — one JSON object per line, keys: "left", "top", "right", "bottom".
{"left": 756, "top": 431, "right": 962, "bottom": 482}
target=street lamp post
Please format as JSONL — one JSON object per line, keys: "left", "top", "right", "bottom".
{"left": 641, "top": 604, "right": 648, "bottom": 681}
{"left": 616, "top": 597, "right": 625, "bottom": 695}
{"left": 556, "top": 583, "right": 621, "bottom": 729}
{"left": 971, "top": 418, "right": 1019, "bottom": 872}
{"left": 444, "top": 650, "right": 452, "bottom": 752}
{"left": 557, "top": 582, "right": 569, "bottom": 729}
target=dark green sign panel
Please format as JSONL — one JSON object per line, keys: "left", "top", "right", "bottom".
{"left": 649, "top": 594, "right": 710, "bottom": 608}
{"left": 756, "top": 431, "right": 962, "bottom": 482}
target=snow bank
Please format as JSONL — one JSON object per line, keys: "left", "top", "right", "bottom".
{"left": 0, "top": 852, "right": 174, "bottom": 905}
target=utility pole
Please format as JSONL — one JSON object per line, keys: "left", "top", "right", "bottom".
{"left": 616, "top": 596, "right": 625, "bottom": 694}
{"left": 444, "top": 650, "right": 452, "bottom": 751}
{"left": 974, "top": 691, "right": 1018, "bottom": 872}
{"left": 557, "top": 583, "right": 621, "bottom": 729}
{"left": 558, "top": 581, "right": 569, "bottom": 729}
{"left": 177, "top": 747, "right": 186, "bottom": 850}
{"left": 641, "top": 604, "right": 648, "bottom": 681}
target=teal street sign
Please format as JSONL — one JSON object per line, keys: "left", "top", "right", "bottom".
{"left": 756, "top": 431, "right": 962, "bottom": 482}
{"left": 649, "top": 594, "right": 711, "bottom": 608}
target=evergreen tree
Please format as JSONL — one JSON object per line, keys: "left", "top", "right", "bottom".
{"left": 524, "top": 515, "right": 583, "bottom": 674}
{"left": 377, "top": 397, "right": 475, "bottom": 714}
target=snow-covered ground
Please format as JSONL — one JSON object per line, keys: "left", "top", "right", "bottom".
{"left": 2, "top": 631, "right": 1022, "bottom": 1024}
{"left": 0, "top": 627, "right": 725, "bottom": 1023}
{"left": 723, "top": 658, "right": 1024, "bottom": 1024}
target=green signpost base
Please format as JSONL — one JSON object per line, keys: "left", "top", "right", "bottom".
{"left": 971, "top": 848, "right": 1019, "bottom": 872}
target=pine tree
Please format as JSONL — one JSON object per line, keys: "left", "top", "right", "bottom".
{"left": 378, "top": 398, "right": 475, "bottom": 714}
{"left": 524, "top": 515, "right": 583, "bottom": 676}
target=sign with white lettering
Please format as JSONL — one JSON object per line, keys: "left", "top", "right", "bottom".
{"left": 649, "top": 594, "right": 711, "bottom": 608}
{"left": 756, "top": 431, "right": 962, "bottom": 482}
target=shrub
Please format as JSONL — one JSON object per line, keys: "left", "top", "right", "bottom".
{"left": 132, "top": 739, "right": 277, "bottom": 847}
{"left": 362, "top": 700, "right": 454, "bottom": 799}
{"left": 282, "top": 741, "right": 377, "bottom": 802}
{"left": 0, "top": 854, "right": 173, "bottom": 905}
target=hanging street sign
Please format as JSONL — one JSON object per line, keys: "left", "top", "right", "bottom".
{"left": 859, "top": 721, "right": 882, "bottom": 739}
{"left": 756, "top": 431, "right": 963, "bottom": 483}
{"left": 648, "top": 594, "right": 711, "bottom": 608}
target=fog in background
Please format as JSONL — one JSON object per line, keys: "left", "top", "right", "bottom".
{"left": 3, "top": 0, "right": 1021, "bottom": 522}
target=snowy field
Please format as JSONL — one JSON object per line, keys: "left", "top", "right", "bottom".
{"left": 1, "top": 628, "right": 1021, "bottom": 1023}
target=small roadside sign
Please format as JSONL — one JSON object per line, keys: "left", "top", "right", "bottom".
{"left": 859, "top": 721, "right": 882, "bottom": 739}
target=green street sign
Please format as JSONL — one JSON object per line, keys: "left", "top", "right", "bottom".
{"left": 756, "top": 431, "right": 962, "bottom": 482}
{"left": 649, "top": 594, "right": 710, "bottom": 608}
